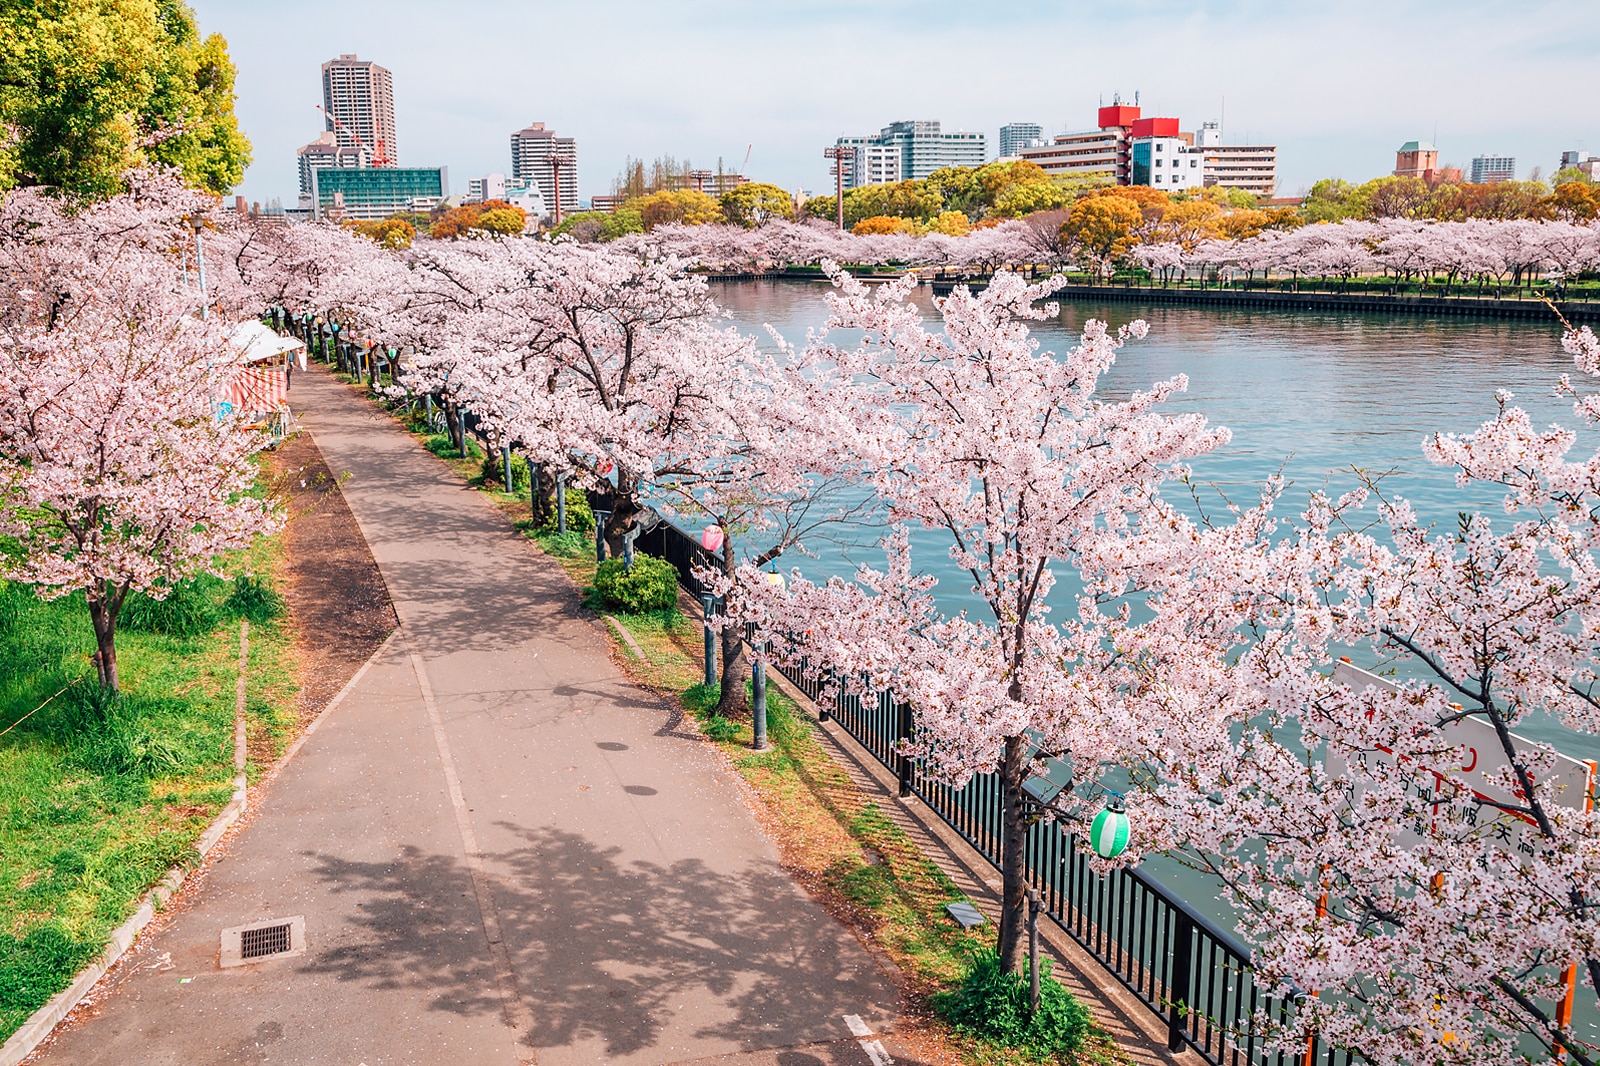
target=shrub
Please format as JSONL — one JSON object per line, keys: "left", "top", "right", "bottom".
{"left": 538, "top": 489, "right": 594, "bottom": 535}
{"left": 931, "top": 947, "right": 1092, "bottom": 1057}
{"left": 224, "top": 575, "right": 285, "bottom": 624}
{"left": 120, "top": 575, "right": 224, "bottom": 637}
{"left": 534, "top": 530, "right": 590, "bottom": 558}
{"left": 593, "top": 555, "right": 679, "bottom": 613}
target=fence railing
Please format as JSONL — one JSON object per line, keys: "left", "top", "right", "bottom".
{"left": 638, "top": 514, "right": 1352, "bottom": 1066}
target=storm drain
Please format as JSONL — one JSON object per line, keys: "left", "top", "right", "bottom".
{"left": 220, "top": 915, "right": 306, "bottom": 968}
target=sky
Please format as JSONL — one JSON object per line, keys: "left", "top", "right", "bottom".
{"left": 195, "top": 0, "right": 1600, "bottom": 208}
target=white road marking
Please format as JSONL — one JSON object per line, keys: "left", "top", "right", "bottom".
{"left": 843, "top": 1014, "right": 893, "bottom": 1065}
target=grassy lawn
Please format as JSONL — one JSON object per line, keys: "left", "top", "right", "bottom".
{"left": 0, "top": 538, "right": 296, "bottom": 1042}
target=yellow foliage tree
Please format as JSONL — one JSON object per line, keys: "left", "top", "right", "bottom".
{"left": 1065, "top": 195, "right": 1145, "bottom": 268}
{"left": 852, "top": 215, "right": 914, "bottom": 235}
{"left": 929, "top": 210, "right": 971, "bottom": 236}
{"left": 632, "top": 189, "right": 724, "bottom": 230}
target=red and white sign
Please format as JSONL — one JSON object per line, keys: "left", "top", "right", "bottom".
{"left": 1327, "top": 661, "right": 1594, "bottom": 857}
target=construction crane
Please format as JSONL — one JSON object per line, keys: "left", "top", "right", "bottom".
{"left": 741, "top": 144, "right": 752, "bottom": 176}
{"left": 316, "top": 105, "right": 392, "bottom": 167}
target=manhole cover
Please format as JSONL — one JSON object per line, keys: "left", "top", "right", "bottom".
{"left": 221, "top": 916, "right": 306, "bottom": 968}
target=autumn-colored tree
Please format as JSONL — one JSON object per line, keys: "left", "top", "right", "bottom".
{"left": 1148, "top": 198, "right": 1223, "bottom": 248}
{"left": 718, "top": 182, "right": 794, "bottom": 227}
{"left": 346, "top": 216, "right": 416, "bottom": 248}
{"left": 851, "top": 215, "right": 912, "bottom": 236}
{"left": 1553, "top": 181, "right": 1600, "bottom": 221}
{"left": 0, "top": 0, "right": 251, "bottom": 198}
{"left": 928, "top": 209, "right": 971, "bottom": 236}
{"left": 429, "top": 199, "right": 526, "bottom": 240}
{"left": 1065, "top": 194, "right": 1145, "bottom": 270}
{"left": 475, "top": 206, "right": 528, "bottom": 235}
{"left": 632, "top": 189, "right": 724, "bottom": 229}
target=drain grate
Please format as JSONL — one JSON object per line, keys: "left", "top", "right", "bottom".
{"left": 220, "top": 915, "right": 305, "bottom": 968}
{"left": 240, "top": 923, "right": 292, "bottom": 960}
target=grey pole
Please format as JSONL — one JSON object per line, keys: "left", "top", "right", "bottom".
{"left": 556, "top": 475, "right": 567, "bottom": 535}
{"left": 457, "top": 409, "right": 468, "bottom": 459}
{"left": 531, "top": 462, "right": 542, "bottom": 516}
{"left": 1028, "top": 887, "right": 1042, "bottom": 1016}
{"left": 623, "top": 535, "right": 634, "bottom": 571}
{"left": 701, "top": 593, "right": 717, "bottom": 689}
{"left": 751, "top": 659, "right": 768, "bottom": 751}
{"left": 594, "top": 509, "right": 611, "bottom": 561}
{"left": 502, "top": 444, "right": 513, "bottom": 493}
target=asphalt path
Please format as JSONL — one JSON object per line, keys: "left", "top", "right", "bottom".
{"left": 28, "top": 367, "right": 899, "bottom": 1065}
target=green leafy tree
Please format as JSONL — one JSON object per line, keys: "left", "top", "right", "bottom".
{"left": 718, "top": 182, "right": 793, "bottom": 227}
{"left": 475, "top": 206, "right": 527, "bottom": 235}
{"left": 1300, "top": 178, "right": 1358, "bottom": 222}
{"left": 550, "top": 208, "right": 644, "bottom": 242}
{"left": 0, "top": 0, "right": 251, "bottom": 198}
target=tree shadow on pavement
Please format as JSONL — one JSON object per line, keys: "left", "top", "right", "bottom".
{"left": 300, "top": 824, "right": 898, "bottom": 1061}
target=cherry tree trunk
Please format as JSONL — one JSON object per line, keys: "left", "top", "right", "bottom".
{"left": 531, "top": 465, "right": 558, "bottom": 528}
{"left": 996, "top": 732, "right": 1030, "bottom": 973}
{"left": 716, "top": 540, "right": 750, "bottom": 718}
{"left": 603, "top": 493, "right": 642, "bottom": 560}
{"left": 87, "top": 593, "right": 120, "bottom": 693}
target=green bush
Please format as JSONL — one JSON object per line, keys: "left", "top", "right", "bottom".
{"left": 224, "top": 574, "right": 285, "bottom": 624}
{"left": 593, "top": 555, "right": 679, "bottom": 613}
{"left": 534, "top": 530, "right": 591, "bottom": 558}
{"left": 424, "top": 432, "right": 481, "bottom": 460}
{"left": 120, "top": 575, "right": 224, "bottom": 637}
{"left": 538, "top": 489, "right": 594, "bottom": 535}
{"left": 931, "top": 946, "right": 1092, "bottom": 1057}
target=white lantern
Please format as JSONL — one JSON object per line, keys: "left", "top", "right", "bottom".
{"left": 764, "top": 571, "right": 786, "bottom": 590}
{"left": 701, "top": 524, "right": 724, "bottom": 552}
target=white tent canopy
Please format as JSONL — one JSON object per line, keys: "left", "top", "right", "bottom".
{"left": 228, "top": 320, "right": 306, "bottom": 371}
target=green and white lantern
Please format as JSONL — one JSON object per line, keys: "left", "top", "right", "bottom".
{"left": 1090, "top": 802, "right": 1130, "bottom": 859}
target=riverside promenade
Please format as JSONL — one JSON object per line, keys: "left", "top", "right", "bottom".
{"left": 26, "top": 367, "right": 898, "bottom": 1065}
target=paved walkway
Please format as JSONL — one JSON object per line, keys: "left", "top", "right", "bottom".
{"left": 29, "top": 368, "right": 899, "bottom": 1065}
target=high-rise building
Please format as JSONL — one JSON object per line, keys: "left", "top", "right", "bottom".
{"left": 296, "top": 131, "right": 367, "bottom": 202}
{"left": 998, "top": 123, "right": 1043, "bottom": 159}
{"left": 1471, "top": 154, "right": 1516, "bottom": 184}
{"left": 833, "top": 120, "right": 986, "bottom": 188}
{"left": 1129, "top": 118, "right": 1203, "bottom": 192}
{"left": 510, "top": 122, "right": 577, "bottom": 219}
{"left": 321, "top": 54, "right": 397, "bottom": 166}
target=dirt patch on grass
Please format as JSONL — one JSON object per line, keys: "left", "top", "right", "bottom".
{"left": 265, "top": 431, "right": 396, "bottom": 726}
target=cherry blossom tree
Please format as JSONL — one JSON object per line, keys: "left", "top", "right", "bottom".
{"left": 733, "top": 267, "right": 1229, "bottom": 972}
{"left": 0, "top": 178, "right": 280, "bottom": 691}
{"left": 1110, "top": 321, "right": 1600, "bottom": 1065}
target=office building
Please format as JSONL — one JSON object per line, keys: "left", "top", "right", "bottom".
{"left": 998, "top": 122, "right": 1044, "bottom": 159}
{"left": 321, "top": 54, "right": 397, "bottom": 166}
{"left": 1129, "top": 118, "right": 1202, "bottom": 192}
{"left": 1471, "top": 154, "right": 1516, "bottom": 184}
{"left": 1021, "top": 103, "right": 1142, "bottom": 183}
{"left": 510, "top": 122, "right": 578, "bottom": 218}
{"left": 834, "top": 120, "right": 986, "bottom": 187}
{"left": 296, "top": 131, "right": 367, "bottom": 201}
{"left": 309, "top": 166, "right": 448, "bottom": 220}
{"left": 1560, "top": 151, "right": 1600, "bottom": 180}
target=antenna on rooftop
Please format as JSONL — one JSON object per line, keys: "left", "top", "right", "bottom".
{"left": 1135, "top": 90, "right": 1140, "bottom": 107}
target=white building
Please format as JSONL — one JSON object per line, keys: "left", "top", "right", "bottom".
{"left": 848, "top": 144, "right": 902, "bottom": 189}
{"left": 1131, "top": 136, "right": 1204, "bottom": 191}
{"left": 1471, "top": 154, "right": 1516, "bottom": 184}
{"left": 998, "top": 122, "right": 1043, "bottom": 159}
{"left": 510, "top": 122, "right": 578, "bottom": 218}
{"left": 296, "top": 131, "right": 367, "bottom": 204}
{"left": 834, "top": 120, "right": 986, "bottom": 188}
{"left": 467, "top": 173, "right": 508, "bottom": 203}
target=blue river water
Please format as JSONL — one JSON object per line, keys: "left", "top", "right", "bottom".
{"left": 713, "top": 278, "right": 1600, "bottom": 1042}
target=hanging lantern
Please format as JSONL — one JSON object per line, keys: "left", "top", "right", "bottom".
{"left": 597, "top": 459, "right": 615, "bottom": 476}
{"left": 1090, "top": 801, "right": 1130, "bottom": 859}
{"left": 701, "top": 524, "right": 724, "bottom": 552}
{"left": 764, "top": 570, "right": 785, "bottom": 590}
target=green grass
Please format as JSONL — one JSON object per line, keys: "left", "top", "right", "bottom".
{"left": 0, "top": 540, "right": 297, "bottom": 1041}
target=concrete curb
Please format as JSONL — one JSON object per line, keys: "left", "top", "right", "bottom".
{"left": 0, "top": 627, "right": 399, "bottom": 1066}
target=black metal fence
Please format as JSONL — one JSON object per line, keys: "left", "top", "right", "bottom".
{"left": 639, "top": 515, "right": 1352, "bottom": 1066}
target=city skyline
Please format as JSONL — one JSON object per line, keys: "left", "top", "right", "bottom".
{"left": 194, "top": 0, "right": 1600, "bottom": 206}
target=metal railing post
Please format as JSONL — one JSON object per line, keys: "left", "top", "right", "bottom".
{"left": 502, "top": 444, "right": 513, "bottom": 493}
{"left": 701, "top": 593, "right": 717, "bottom": 689}
{"left": 1168, "top": 911, "right": 1194, "bottom": 1052}
{"left": 751, "top": 659, "right": 767, "bottom": 751}
{"left": 593, "top": 509, "right": 609, "bottom": 560}
{"left": 897, "top": 700, "right": 914, "bottom": 798}
{"left": 556, "top": 474, "right": 567, "bottom": 534}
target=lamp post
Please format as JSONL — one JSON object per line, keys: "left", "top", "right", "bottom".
{"left": 187, "top": 215, "right": 209, "bottom": 320}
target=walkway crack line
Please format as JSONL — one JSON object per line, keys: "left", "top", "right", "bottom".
{"left": 407, "top": 633, "right": 537, "bottom": 1064}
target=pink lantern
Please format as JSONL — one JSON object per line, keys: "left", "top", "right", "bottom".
{"left": 597, "top": 459, "right": 615, "bottom": 476}
{"left": 701, "top": 524, "right": 724, "bottom": 552}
